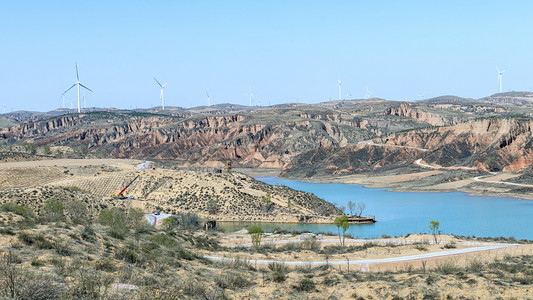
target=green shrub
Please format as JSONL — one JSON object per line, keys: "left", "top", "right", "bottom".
{"left": 0, "top": 203, "right": 35, "bottom": 219}
{"left": 269, "top": 262, "right": 287, "bottom": 282}
{"left": 215, "top": 273, "right": 252, "bottom": 289}
{"left": 115, "top": 247, "right": 140, "bottom": 264}
{"left": 150, "top": 233, "right": 177, "bottom": 248}
{"left": 43, "top": 199, "right": 66, "bottom": 222}
{"left": 294, "top": 278, "right": 316, "bottom": 292}
{"left": 95, "top": 259, "right": 116, "bottom": 272}
{"left": 247, "top": 226, "right": 264, "bottom": 246}
{"left": 66, "top": 201, "right": 89, "bottom": 225}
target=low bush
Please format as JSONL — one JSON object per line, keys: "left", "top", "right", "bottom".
{"left": 269, "top": 262, "right": 287, "bottom": 282}
{"left": 294, "top": 278, "right": 316, "bottom": 292}
{"left": 115, "top": 247, "right": 140, "bottom": 264}
{"left": 215, "top": 272, "right": 252, "bottom": 289}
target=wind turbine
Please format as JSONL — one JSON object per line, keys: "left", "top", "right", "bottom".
{"left": 64, "top": 63, "right": 92, "bottom": 113}
{"left": 496, "top": 67, "right": 505, "bottom": 93}
{"left": 366, "top": 87, "right": 372, "bottom": 99}
{"left": 338, "top": 79, "right": 342, "bottom": 100}
{"left": 418, "top": 92, "right": 426, "bottom": 100}
{"left": 60, "top": 93, "right": 66, "bottom": 109}
{"left": 206, "top": 90, "right": 211, "bottom": 106}
{"left": 83, "top": 94, "right": 86, "bottom": 110}
{"left": 154, "top": 78, "right": 167, "bottom": 110}
{"left": 245, "top": 87, "right": 254, "bottom": 106}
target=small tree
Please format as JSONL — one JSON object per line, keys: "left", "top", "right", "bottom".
{"left": 207, "top": 198, "right": 219, "bottom": 215}
{"left": 341, "top": 217, "right": 350, "bottom": 246}
{"left": 347, "top": 201, "right": 356, "bottom": 216}
{"left": 287, "top": 198, "right": 291, "bottom": 208}
{"left": 429, "top": 220, "right": 440, "bottom": 244}
{"left": 43, "top": 199, "right": 65, "bottom": 222}
{"left": 127, "top": 208, "right": 148, "bottom": 233}
{"left": 334, "top": 215, "right": 349, "bottom": 246}
{"left": 67, "top": 201, "right": 89, "bottom": 225}
{"left": 247, "top": 226, "right": 264, "bottom": 247}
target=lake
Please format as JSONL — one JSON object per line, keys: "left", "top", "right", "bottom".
{"left": 218, "top": 176, "right": 533, "bottom": 240}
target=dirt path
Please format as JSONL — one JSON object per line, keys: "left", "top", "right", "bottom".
{"left": 358, "top": 141, "right": 428, "bottom": 152}
{"left": 414, "top": 158, "right": 533, "bottom": 188}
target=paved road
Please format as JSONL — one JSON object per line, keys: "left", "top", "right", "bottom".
{"left": 138, "top": 161, "right": 152, "bottom": 170}
{"left": 414, "top": 158, "right": 475, "bottom": 171}
{"left": 144, "top": 213, "right": 172, "bottom": 226}
{"left": 473, "top": 176, "right": 533, "bottom": 188}
{"left": 205, "top": 239, "right": 520, "bottom": 266}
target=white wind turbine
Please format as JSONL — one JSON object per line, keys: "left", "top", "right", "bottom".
{"left": 418, "top": 92, "right": 425, "bottom": 100}
{"left": 338, "top": 79, "right": 342, "bottom": 100}
{"left": 59, "top": 93, "right": 66, "bottom": 109}
{"left": 245, "top": 87, "right": 254, "bottom": 106}
{"left": 154, "top": 78, "right": 168, "bottom": 110}
{"left": 206, "top": 90, "right": 211, "bottom": 106}
{"left": 64, "top": 63, "right": 92, "bottom": 113}
{"left": 496, "top": 67, "right": 505, "bottom": 93}
{"left": 365, "top": 86, "right": 372, "bottom": 99}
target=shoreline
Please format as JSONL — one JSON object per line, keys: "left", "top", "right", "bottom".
{"left": 239, "top": 167, "right": 533, "bottom": 201}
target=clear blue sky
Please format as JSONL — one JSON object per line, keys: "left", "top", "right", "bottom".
{"left": 1, "top": 1, "right": 533, "bottom": 112}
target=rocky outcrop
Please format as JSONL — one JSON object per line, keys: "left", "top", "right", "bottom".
{"left": 383, "top": 103, "right": 460, "bottom": 126}
{"left": 380, "top": 118, "right": 533, "bottom": 172}
{"left": 282, "top": 145, "right": 424, "bottom": 178}
{"left": 0, "top": 113, "right": 356, "bottom": 168}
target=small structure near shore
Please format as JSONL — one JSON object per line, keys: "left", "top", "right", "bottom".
{"left": 346, "top": 215, "right": 376, "bottom": 224}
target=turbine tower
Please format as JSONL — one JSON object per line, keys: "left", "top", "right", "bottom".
{"left": 154, "top": 78, "right": 167, "bottom": 110}
{"left": 366, "top": 87, "right": 372, "bottom": 99}
{"left": 206, "top": 90, "right": 211, "bottom": 106}
{"left": 338, "top": 79, "right": 342, "bottom": 100}
{"left": 496, "top": 67, "right": 505, "bottom": 93}
{"left": 63, "top": 63, "right": 92, "bottom": 113}
{"left": 59, "top": 93, "right": 66, "bottom": 109}
{"left": 245, "top": 87, "right": 254, "bottom": 106}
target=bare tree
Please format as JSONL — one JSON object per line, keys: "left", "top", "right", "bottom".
{"left": 347, "top": 201, "right": 356, "bottom": 216}
{"left": 357, "top": 202, "right": 366, "bottom": 217}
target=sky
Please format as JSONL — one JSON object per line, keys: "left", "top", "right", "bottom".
{"left": 1, "top": 0, "right": 533, "bottom": 112}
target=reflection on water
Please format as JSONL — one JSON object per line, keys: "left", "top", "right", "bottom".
{"left": 219, "top": 176, "right": 533, "bottom": 240}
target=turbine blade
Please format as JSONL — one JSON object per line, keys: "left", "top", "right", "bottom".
{"left": 76, "top": 63, "right": 79, "bottom": 81}
{"left": 206, "top": 90, "right": 209, "bottom": 97}
{"left": 154, "top": 77, "right": 162, "bottom": 87}
{"left": 64, "top": 84, "right": 76, "bottom": 93}
{"left": 79, "top": 83, "right": 93, "bottom": 92}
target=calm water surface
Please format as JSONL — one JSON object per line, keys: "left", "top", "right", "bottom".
{"left": 219, "top": 176, "right": 533, "bottom": 240}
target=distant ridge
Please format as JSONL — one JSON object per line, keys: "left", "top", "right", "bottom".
{"left": 4, "top": 91, "right": 533, "bottom": 121}
{"left": 480, "top": 91, "right": 533, "bottom": 106}
{"left": 417, "top": 95, "right": 474, "bottom": 104}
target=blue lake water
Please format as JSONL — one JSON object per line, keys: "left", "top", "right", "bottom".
{"left": 220, "top": 176, "right": 533, "bottom": 240}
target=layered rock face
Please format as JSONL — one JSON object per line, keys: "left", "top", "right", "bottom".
{"left": 383, "top": 103, "right": 461, "bottom": 126}
{"left": 281, "top": 145, "right": 424, "bottom": 178}
{"left": 0, "top": 113, "right": 355, "bottom": 168}
{"left": 380, "top": 118, "right": 533, "bottom": 172}
{"left": 2, "top": 105, "right": 533, "bottom": 175}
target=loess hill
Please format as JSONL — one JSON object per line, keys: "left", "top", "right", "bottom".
{"left": 0, "top": 164, "right": 341, "bottom": 223}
